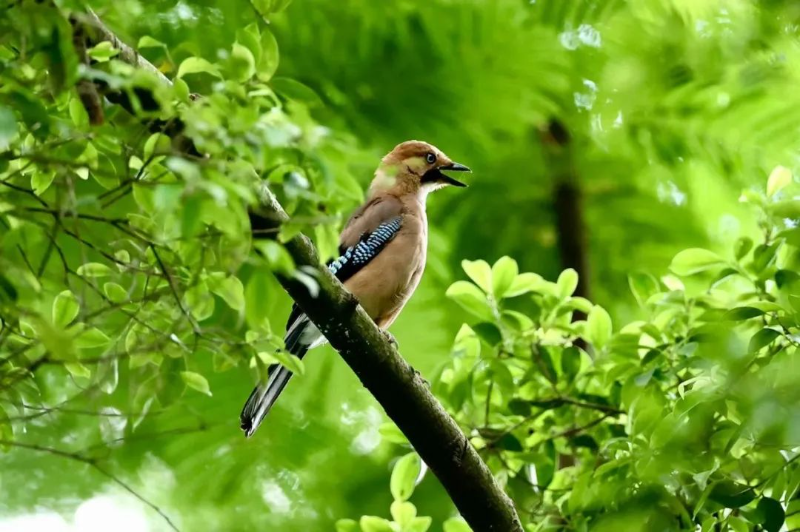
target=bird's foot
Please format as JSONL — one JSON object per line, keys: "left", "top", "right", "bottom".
{"left": 382, "top": 330, "right": 399, "bottom": 348}
{"left": 411, "top": 366, "right": 430, "bottom": 387}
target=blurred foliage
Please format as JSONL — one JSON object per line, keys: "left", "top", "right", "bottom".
{"left": 2, "top": 0, "right": 800, "bottom": 530}
{"left": 426, "top": 173, "right": 800, "bottom": 531}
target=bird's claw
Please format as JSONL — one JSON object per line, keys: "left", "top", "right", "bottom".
{"left": 411, "top": 366, "right": 430, "bottom": 387}
{"left": 382, "top": 330, "right": 399, "bottom": 348}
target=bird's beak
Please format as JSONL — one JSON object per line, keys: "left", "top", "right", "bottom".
{"left": 439, "top": 162, "right": 471, "bottom": 187}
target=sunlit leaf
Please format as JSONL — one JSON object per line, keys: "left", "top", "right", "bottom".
{"left": 87, "top": 41, "right": 120, "bottom": 62}
{"left": 335, "top": 519, "right": 359, "bottom": 532}
{"left": 491, "top": 257, "right": 518, "bottom": 299}
{"left": 209, "top": 275, "right": 245, "bottom": 312}
{"left": 557, "top": 268, "right": 578, "bottom": 299}
{"left": 586, "top": 305, "right": 612, "bottom": 349}
{"left": 670, "top": 248, "right": 725, "bottom": 276}
{"left": 461, "top": 259, "right": 492, "bottom": 293}
{"left": 272, "top": 351, "right": 305, "bottom": 375}
{"left": 390, "top": 500, "right": 416, "bottom": 527}
{"left": 177, "top": 57, "right": 222, "bottom": 79}
{"left": 443, "top": 517, "right": 472, "bottom": 532}
{"left": 180, "top": 371, "right": 212, "bottom": 396}
{"left": 103, "top": 282, "right": 128, "bottom": 303}
{"left": 390, "top": 452, "right": 421, "bottom": 501}
{"left": 446, "top": 282, "right": 493, "bottom": 320}
{"left": 767, "top": 166, "right": 792, "bottom": 197}
{"left": 359, "top": 516, "right": 393, "bottom": 532}
{"left": 77, "top": 262, "right": 113, "bottom": 278}
{"left": 52, "top": 290, "right": 80, "bottom": 327}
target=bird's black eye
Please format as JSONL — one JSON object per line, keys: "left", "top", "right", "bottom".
{"left": 425, "top": 153, "right": 436, "bottom": 164}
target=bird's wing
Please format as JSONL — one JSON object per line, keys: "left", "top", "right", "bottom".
{"left": 284, "top": 195, "right": 403, "bottom": 330}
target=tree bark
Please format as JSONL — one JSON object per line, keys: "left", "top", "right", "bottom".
{"left": 540, "top": 119, "right": 591, "bottom": 304}
{"left": 72, "top": 10, "right": 523, "bottom": 532}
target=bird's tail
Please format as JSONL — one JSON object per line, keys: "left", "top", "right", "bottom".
{"left": 239, "top": 316, "right": 319, "bottom": 437}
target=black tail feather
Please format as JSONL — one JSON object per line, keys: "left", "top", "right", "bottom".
{"left": 239, "top": 315, "right": 312, "bottom": 437}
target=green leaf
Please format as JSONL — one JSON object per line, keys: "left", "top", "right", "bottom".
{"left": 505, "top": 272, "right": 544, "bottom": 297}
{"left": 735, "top": 237, "right": 753, "bottom": 260}
{"left": 378, "top": 422, "right": 408, "bottom": 445}
{"left": 749, "top": 328, "right": 780, "bottom": 353}
{"left": 0, "top": 405, "right": 13, "bottom": 451}
{"left": 77, "top": 262, "right": 113, "bottom": 278}
{"left": 65, "top": 362, "right": 91, "bottom": 379}
{"left": 173, "top": 78, "right": 190, "bottom": 102}
{"left": 0, "top": 105, "right": 17, "bottom": 150}
{"left": 180, "top": 371, "right": 212, "bottom": 396}
{"left": 177, "top": 57, "right": 222, "bottom": 79}
{"left": 0, "top": 274, "right": 17, "bottom": 303}
{"left": 769, "top": 199, "right": 800, "bottom": 218}
{"left": 670, "top": 248, "right": 725, "bottom": 276}
{"left": 755, "top": 497, "right": 785, "bottom": 532}
{"left": 724, "top": 307, "right": 765, "bottom": 321}
{"left": 443, "top": 518, "right": 472, "bottom": 532}
{"left": 69, "top": 97, "right": 89, "bottom": 128}
{"left": 87, "top": 41, "right": 120, "bottom": 62}
{"left": 709, "top": 481, "right": 756, "bottom": 508}
{"left": 210, "top": 275, "right": 245, "bottom": 312}
{"left": 472, "top": 322, "right": 502, "bottom": 346}
{"left": 271, "top": 351, "right": 305, "bottom": 375}
{"left": 334, "top": 519, "right": 359, "bottom": 532}
{"left": 254, "top": 241, "right": 295, "bottom": 275}
{"left": 446, "top": 281, "right": 493, "bottom": 320}
{"left": 491, "top": 257, "right": 518, "bottom": 299}
{"left": 52, "top": 290, "right": 79, "bottom": 327}
{"left": 137, "top": 36, "right": 165, "bottom": 49}
{"left": 390, "top": 500, "right": 416, "bottom": 526}
{"left": 767, "top": 165, "right": 792, "bottom": 197}
{"left": 390, "top": 452, "right": 421, "bottom": 501}
{"left": 103, "top": 282, "right": 128, "bottom": 303}
{"left": 31, "top": 171, "right": 56, "bottom": 196}
{"left": 230, "top": 43, "right": 256, "bottom": 82}
{"left": 258, "top": 28, "right": 280, "bottom": 81}
{"left": 9, "top": 89, "right": 51, "bottom": 140}
{"left": 727, "top": 516, "right": 748, "bottom": 532}
{"left": 143, "top": 133, "right": 171, "bottom": 161}
{"left": 753, "top": 242, "right": 780, "bottom": 273}
{"left": 75, "top": 328, "right": 110, "bottom": 348}
{"left": 561, "top": 346, "right": 582, "bottom": 380}
{"left": 497, "top": 433, "right": 523, "bottom": 451}
{"left": 270, "top": 77, "right": 321, "bottom": 106}
{"left": 246, "top": 270, "right": 272, "bottom": 328}
{"left": 405, "top": 517, "right": 432, "bottom": 532}
{"left": 185, "top": 281, "right": 215, "bottom": 321}
{"left": 628, "top": 272, "right": 659, "bottom": 307}
{"left": 359, "top": 516, "right": 394, "bottom": 532}
{"left": 586, "top": 305, "right": 612, "bottom": 349}
{"left": 557, "top": 268, "right": 579, "bottom": 299}
{"left": 461, "top": 259, "right": 492, "bottom": 293}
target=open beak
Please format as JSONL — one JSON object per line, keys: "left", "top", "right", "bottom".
{"left": 439, "top": 162, "right": 471, "bottom": 187}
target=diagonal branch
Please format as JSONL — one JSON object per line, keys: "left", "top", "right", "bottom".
{"left": 70, "top": 10, "right": 523, "bottom": 532}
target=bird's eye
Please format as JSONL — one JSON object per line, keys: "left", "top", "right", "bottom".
{"left": 425, "top": 153, "right": 436, "bottom": 164}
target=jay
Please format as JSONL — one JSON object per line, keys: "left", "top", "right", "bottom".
{"left": 241, "top": 140, "right": 470, "bottom": 437}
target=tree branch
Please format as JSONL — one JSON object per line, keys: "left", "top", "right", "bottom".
{"left": 70, "top": 11, "right": 523, "bottom": 532}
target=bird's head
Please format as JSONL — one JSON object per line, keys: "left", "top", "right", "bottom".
{"left": 370, "top": 140, "right": 470, "bottom": 197}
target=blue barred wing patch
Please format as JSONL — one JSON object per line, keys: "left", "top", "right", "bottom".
{"left": 284, "top": 216, "right": 402, "bottom": 331}
{"left": 328, "top": 216, "right": 402, "bottom": 281}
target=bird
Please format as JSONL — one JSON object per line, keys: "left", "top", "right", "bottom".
{"left": 240, "top": 140, "right": 470, "bottom": 437}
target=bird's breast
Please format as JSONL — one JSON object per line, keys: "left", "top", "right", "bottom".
{"left": 343, "top": 214, "right": 427, "bottom": 327}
